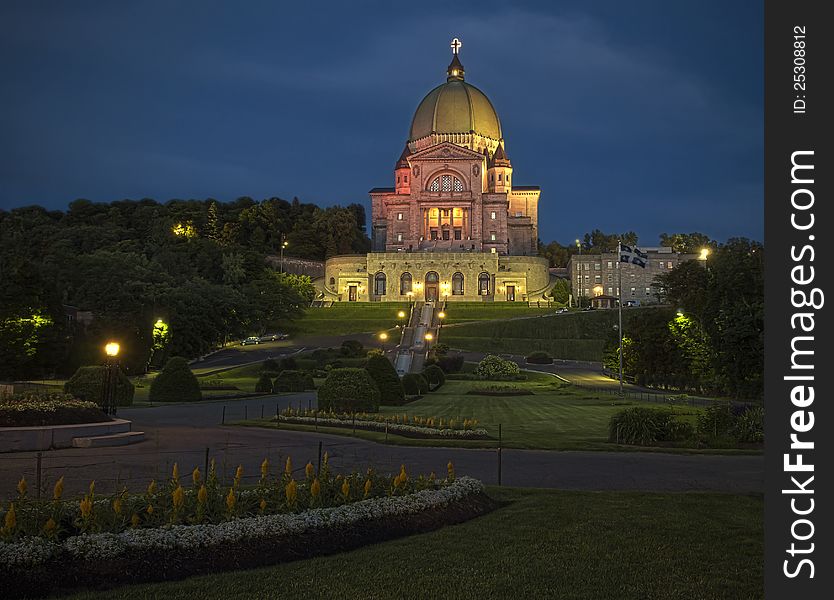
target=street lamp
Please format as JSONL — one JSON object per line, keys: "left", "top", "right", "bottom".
{"left": 379, "top": 332, "right": 388, "bottom": 352}
{"left": 102, "top": 342, "right": 120, "bottom": 416}
{"left": 279, "top": 234, "right": 289, "bottom": 273}
{"left": 424, "top": 332, "right": 433, "bottom": 351}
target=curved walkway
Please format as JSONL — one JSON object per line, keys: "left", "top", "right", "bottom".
{"left": 0, "top": 393, "right": 763, "bottom": 498}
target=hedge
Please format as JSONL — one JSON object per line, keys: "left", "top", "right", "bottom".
{"left": 401, "top": 373, "right": 429, "bottom": 396}
{"left": 525, "top": 351, "right": 553, "bottom": 364}
{"left": 272, "top": 370, "right": 310, "bottom": 393}
{"left": 317, "top": 368, "right": 380, "bottom": 413}
{"left": 0, "top": 392, "right": 110, "bottom": 427}
{"left": 149, "top": 357, "right": 202, "bottom": 403}
{"left": 365, "top": 354, "right": 406, "bottom": 406}
{"left": 436, "top": 354, "right": 465, "bottom": 373}
{"left": 255, "top": 373, "right": 273, "bottom": 393}
{"left": 421, "top": 365, "right": 446, "bottom": 390}
{"left": 64, "top": 366, "right": 135, "bottom": 408}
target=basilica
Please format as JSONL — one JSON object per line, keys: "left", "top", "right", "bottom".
{"left": 318, "top": 41, "right": 552, "bottom": 303}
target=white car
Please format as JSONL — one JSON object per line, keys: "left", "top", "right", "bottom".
{"left": 241, "top": 337, "right": 261, "bottom": 346}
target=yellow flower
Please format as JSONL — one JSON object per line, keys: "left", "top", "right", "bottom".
{"left": 112, "top": 497, "right": 123, "bottom": 515}
{"left": 322, "top": 452, "right": 329, "bottom": 466}
{"left": 285, "top": 479, "right": 298, "bottom": 506}
{"left": 79, "top": 496, "right": 93, "bottom": 519}
{"left": 305, "top": 462, "right": 315, "bottom": 479}
{"left": 16, "top": 476, "right": 27, "bottom": 497}
{"left": 259, "top": 498, "right": 267, "bottom": 512}
{"left": 260, "top": 458, "right": 270, "bottom": 480}
{"left": 192, "top": 467, "right": 201, "bottom": 486}
{"left": 147, "top": 480, "right": 157, "bottom": 495}
{"left": 131, "top": 513, "right": 140, "bottom": 528}
{"left": 447, "top": 461, "right": 455, "bottom": 481}
{"left": 172, "top": 486, "right": 184, "bottom": 511}
{"left": 88, "top": 480, "right": 96, "bottom": 496}
{"left": 146, "top": 504, "right": 154, "bottom": 515}
{"left": 311, "top": 478, "right": 321, "bottom": 498}
{"left": 43, "top": 517, "right": 56, "bottom": 536}
{"left": 197, "top": 485, "right": 208, "bottom": 505}
{"left": 284, "top": 456, "right": 293, "bottom": 475}
{"left": 341, "top": 479, "right": 350, "bottom": 500}
{"left": 226, "top": 487, "right": 236, "bottom": 513}
{"left": 429, "top": 472, "right": 436, "bottom": 482}
{"left": 53, "top": 476, "right": 64, "bottom": 501}
{"left": 171, "top": 463, "right": 180, "bottom": 484}
{"left": 364, "top": 479, "right": 372, "bottom": 497}
{"left": 4, "top": 503, "right": 16, "bottom": 531}
{"left": 234, "top": 465, "right": 244, "bottom": 488}
{"left": 399, "top": 465, "right": 407, "bottom": 482}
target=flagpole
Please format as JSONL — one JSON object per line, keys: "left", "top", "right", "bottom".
{"left": 617, "top": 240, "right": 624, "bottom": 397}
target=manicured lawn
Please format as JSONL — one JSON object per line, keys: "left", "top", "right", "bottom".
{"left": 63, "top": 487, "right": 763, "bottom": 600}
{"left": 295, "top": 303, "right": 410, "bottom": 336}
{"left": 439, "top": 302, "right": 562, "bottom": 324}
{"left": 246, "top": 372, "right": 726, "bottom": 453}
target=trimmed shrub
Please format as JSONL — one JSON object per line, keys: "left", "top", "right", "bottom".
{"left": 608, "top": 407, "right": 676, "bottom": 446}
{"left": 365, "top": 353, "right": 406, "bottom": 406}
{"left": 303, "top": 371, "right": 316, "bottom": 390}
{"left": 64, "top": 366, "right": 135, "bottom": 407}
{"left": 149, "top": 357, "right": 202, "bottom": 403}
{"left": 401, "top": 373, "right": 429, "bottom": 396}
{"left": 273, "top": 370, "right": 308, "bottom": 393}
{"left": 255, "top": 373, "right": 273, "bottom": 393}
{"left": 279, "top": 356, "right": 298, "bottom": 371}
{"left": 436, "top": 354, "right": 465, "bottom": 374}
{"left": 474, "top": 355, "right": 520, "bottom": 380}
{"left": 0, "top": 392, "right": 110, "bottom": 427}
{"left": 525, "top": 351, "right": 553, "bottom": 365}
{"left": 317, "top": 368, "right": 380, "bottom": 413}
{"left": 422, "top": 364, "right": 446, "bottom": 390}
{"left": 340, "top": 339, "right": 364, "bottom": 357}
{"left": 732, "top": 406, "right": 764, "bottom": 443}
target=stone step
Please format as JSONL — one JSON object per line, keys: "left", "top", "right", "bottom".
{"left": 72, "top": 431, "right": 145, "bottom": 448}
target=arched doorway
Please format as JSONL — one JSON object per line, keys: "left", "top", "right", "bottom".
{"left": 425, "top": 271, "right": 439, "bottom": 302}
{"left": 478, "top": 272, "right": 491, "bottom": 296}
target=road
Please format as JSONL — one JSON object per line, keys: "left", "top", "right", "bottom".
{"left": 0, "top": 392, "right": 763, "bottom": 498}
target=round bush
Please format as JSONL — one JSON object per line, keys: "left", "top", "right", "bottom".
{"left": 64, "top": 366, "right": 135, "bottom": 407}
{"left": 303, "top": 371, "right": 316, "bottom": 390}
{"left": 474, "top": 355, "right": 520, "bottom": 380}
{"left": 273, "top": 370, "right": 308, "bottom": 393}
{"left": 317, "top": 368, "right": 380, "bottom": 413}
{"left": 525, "top": 351, "right": 553, "bottom": 365}
{"left": 608, "top": 407, "right": 676, "bottom": 445}
{"left": 401, "top": 373, "right": 429, "bottom": 396}
{"left": 255, "top": 373, "right": 273, "bottom": 393}
{"left": 340, "top": 339, "right": 364, "bottom": 357}
{"left": 365, "top": 353, "right": 406, "bottom": 406}
{"left": 421, "top": 364, "right": 446, "bottom": 390}
{"left": 436, "top": 354, "right": 465, "bottom": 373}
{"left": 149, "top": 357, "right": 202, "bottom": 403}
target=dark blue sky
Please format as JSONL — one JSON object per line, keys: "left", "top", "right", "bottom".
{"left": 0, "top": 1, "right": 763, "bottom": 245}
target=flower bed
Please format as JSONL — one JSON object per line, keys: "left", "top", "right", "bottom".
{"left": 0, "top": 393, "right": 110, "bottom": 428}
{"left": 0, "top": 461, "right": 491, "bottom": 598}
{"left": 275, "top": 409, "right": 489, "bottom": 439}
{"left": 465, "top": 385, "right": 534, "bottom": 397}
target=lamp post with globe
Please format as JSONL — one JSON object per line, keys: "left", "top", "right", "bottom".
{"left": 102, "top": 342, "right": 120, "bottom": 416}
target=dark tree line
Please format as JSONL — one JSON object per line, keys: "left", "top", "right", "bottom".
{"left": 0, "top": 196, "right": 370, "bottom": 379}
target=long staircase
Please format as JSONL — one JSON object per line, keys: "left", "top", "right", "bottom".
{"left": 394, "top": 300, "right": 444, "bottom": 375}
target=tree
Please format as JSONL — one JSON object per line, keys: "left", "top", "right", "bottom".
{"left": 659, "top": 232, "right": 714, "bottom": 254}
{"left": 149, "top": 357, "right": 201, "bottom": 403}
{"left": 549, "top": 278, "right": 571, "bottom": 304}
{"left": 365, "top": 353, "right": 406, "bottom": 405}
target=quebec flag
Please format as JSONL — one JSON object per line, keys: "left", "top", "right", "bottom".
{"left": 620, "top": 245, "right": 648, "bottom": 268}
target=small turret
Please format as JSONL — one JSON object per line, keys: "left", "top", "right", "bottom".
{"left": 487, "top": 142, "right": 512, "bottom": 193}
{"left": 395, "top": 143, "right": 411, "bottom": 194}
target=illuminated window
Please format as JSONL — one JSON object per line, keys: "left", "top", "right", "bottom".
{"left": 594, "top": 263, "right": 601, "bottom": 271}
{"left": 490, "top": 211, "right": 497, "bottom": 220}
{"left": 594, "top": 275, "right": 601, "bottom": 283}
{"left": 607, "top": 261, "right": 613, "bottom": 268}
{"left": 397, "top": 233, "right": 403, "bottom": 242}
{"left": 397, "top": 213, "right": 403, "bottom": 220}
{"left": 608, "top": 287, "right": 613, "bottom": 295}
{"left": 452, "top": 272, "right": 464, "bottom": 295}
{"left": 584, "top": 275, "right": 590, "bottom": 283}
{"left": 374, "top": 272, "right": 387, "bottom": 296}
{"left": 490, "top": 232, "right": 497, "bottom": 241}
{"left": 428, "top": 175, "right": 464, "bottom": 192}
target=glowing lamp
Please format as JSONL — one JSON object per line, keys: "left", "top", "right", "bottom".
{"left": 424, "top": 333, "right": 434, "bottom": 342}
{"left": 104, "top": 342, "right": 120, "bottom": 357}
{"left": 379, "top": 332, "right": 389, "bottom": 341}
{"left": 398, "top": 311, "right": 406, "bottom": 318}
{"left": 699, "top": 248, "right": 710, "bottom": 260}
{"left": 438, "top": 312, "right": 446, "bottom": 319}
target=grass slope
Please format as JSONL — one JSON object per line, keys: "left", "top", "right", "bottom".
{"left": 64, "top": 487, "right": 763, "bottom": 600}
{"left": 295, "top": 304, "right": 410, "bottom": 336}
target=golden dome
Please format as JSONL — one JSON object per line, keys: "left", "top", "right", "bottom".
{"left": 409, "top": 57, "right": 502, "bottom": 143}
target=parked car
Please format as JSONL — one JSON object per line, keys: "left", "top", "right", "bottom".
{"left": 556, "top": 307, "right": 569, "bottom": 314}
{"left": 260, "top": 332, "right": 289, "bottom": 342}
{"left": 241, "top": 336, "right": 261, "bottom": 346}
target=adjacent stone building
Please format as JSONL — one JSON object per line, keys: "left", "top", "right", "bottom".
{"left": 319, "top": 42, "right": 552, "bottom": 303}
{"left": 568, "top": 247, "right": 700, "bottom": 306}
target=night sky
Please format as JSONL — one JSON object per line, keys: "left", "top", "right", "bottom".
{"left": 0, "top": 1, "right": 763, "bottom": 245}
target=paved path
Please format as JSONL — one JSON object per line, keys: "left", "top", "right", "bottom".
{"left": 0, "top": 393, "right": 763, "bottom": 498}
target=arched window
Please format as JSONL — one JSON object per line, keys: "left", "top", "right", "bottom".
{"left": 452, "top": 272, "right": 464, "bottom": 295}
{"left": 428, "top": 174, "right": 464, "bottom": 192}
{"left": 374, "top": 272, "right": 386, "bottom": 296}
{"left": 400, "top": 272, "right": 412, "bottom": 295}
{"left": 425, "top": 271, "right": 439, "bottom": 283}
{"left": 478, "top": 272, "right": 491, "bottom": 295}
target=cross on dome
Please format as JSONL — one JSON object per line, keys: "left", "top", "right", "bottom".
{"left": 450, "top": 38, "right": 462, "bottom": 55}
